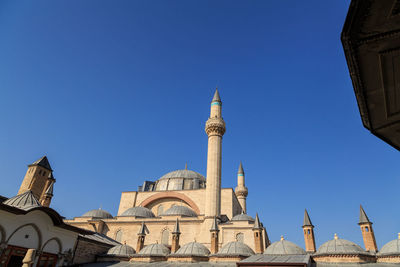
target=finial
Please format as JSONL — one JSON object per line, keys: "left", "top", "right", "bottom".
{"left": 334, "top": 233, "right": 338, "bottom": 240}
{"left": 212, "top": 88, "right": 221, "bottom": 103}
{"left": 238, "top": 162, "right": 244, "bottom": 175}
{"left": 185, "top": 163, "right": 187, "bottom": 170}
{"left": 280, "top": 235, "right": 284, "bottom": 241}
{"left": 398, "top": 233, "right": 400, "bottom": 240}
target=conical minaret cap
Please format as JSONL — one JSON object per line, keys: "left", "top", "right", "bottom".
{"left": 303, "top": 209, "right": 313, "bottom": 227}
{"left": 238, "top": 162, "right": 244, "bottom": 174}
{"left": 173, "top": 218, "right": 181, "bottom": 234}
{"left": 359, "top": 205, "right": 371, "bottom": 225}
{"left": 253, "top": 213, "right": 262, "bottom": 230}
{"left": 210, "top": 216, "right": 219, "bottom": 232}
{"left": 212, "top": 88, "right": 221, "bottom": 103}
{"left": 30, "top": 156, "right": 53, "bottom": 171}
{"left": 138, "top": 222, "right": 149, "bottom": 235}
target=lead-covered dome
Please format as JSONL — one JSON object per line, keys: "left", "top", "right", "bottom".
{"left": 120, "top": 206, "right": 155, "bottom": 218}
{"left": 217, "top": 241, "right": 255, "bottom": 256}
{"left": 138, "top": 243, "right": 170, "bottom": 256}
{"left": 316, "top": 235, "right": 366, "bottom": 255}
{"left": 107, "top": 244, "right": 135, "bottom": 257}
{"left": 378, "top": 235, "right": 400, "bottom": 256}
{"left": 174, "top": 242, "right": 210, "bottom": 256}
{"left": 264, "top": 238, "right": 306, "bottom": 255}
{"left": 3, "top": 191, "right": 42, "bottom": 211}
{"left": 231, "top": 213, "right": 255, "bottom": 222}
{"left": 155, "top": 169, "right": 206, "bottom": 191}
{"left": 82, "top": 208, "right": 113, "bottom": 219}
{"left": 161, "top": 205, "right": 197, "bottom": 217}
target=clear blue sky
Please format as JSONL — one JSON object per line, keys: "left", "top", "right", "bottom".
{"left": 1, "top": 0, "right": 399, "bottom": 250}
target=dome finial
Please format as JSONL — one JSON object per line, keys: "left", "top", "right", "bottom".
{"left": 281, "top": 235, "right": 284, "bottom": 241}
{"left": 185, "top": 163, "right": 187, "bottom": 170}
{"left": 398, "top": 233, "right": 400, "bottom": 240}
{"left": 334, "top": 233, "right": 338, "bottom": 240}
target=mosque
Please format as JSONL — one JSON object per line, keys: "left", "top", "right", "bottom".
{"left": 1, "top": 90, "right": 400, "bottom": 267}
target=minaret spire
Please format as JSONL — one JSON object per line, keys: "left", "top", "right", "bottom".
{"left": 252, "top": 213, "right": 264, "bottom": 254}
{"left": 235, "top": 162, "right": 248, "bottom": 213}
{"left": 205, "top": 89, "right": 226, "bottom": 218}
{"left": 358, "top": 205, "right": 377, "bottom": 252}
{"left": 302, "top": 209, "right": 316, "bottom": 253}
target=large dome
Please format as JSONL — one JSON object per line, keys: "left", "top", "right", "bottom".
{"left": 155, "top": 169, "right": 206, "bottom": 191}
{"left": 138, "top": 243, "right": 170, "bottom": 256}
{"left": 120, "top": 206, "right": 155, "bottom": 218}
{"left": 378, "top": 236, "right": 400, "bottom": 256}
{"left": 161, "top": 205, "right": 197, "bottom": 217}
{"left": 264, "top": 238, "right": 306, "bottom": 255}
{"left": 316, "top": 235, "right": 367, "bottom": 255}
{"left": 82, "top": 208, "right": 113, "bottom": 219}
{"left": 174, "top": 242, "right": 210, "bottom": 256}
{"left": 217, "top": 241, "right": 255, "bottom": 256}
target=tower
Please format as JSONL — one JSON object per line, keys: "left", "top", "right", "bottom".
{"left": 235, "top": 162, "right": 248, "bottom": 213}
{"left": 205, "top": 89, "right": 226, "bottom": 218}
{"left": 302, "top": 209, "right": 316, "bottom": 253}
{"left": 253, "top": 213, "right": 264, "bottom": 254}
{"left": 18, "top": 156, "right": 54, "bottom": 200}
{"left": 210, "top": 217, "right": 220, "bottom": 254}
{"left": 39, "top": 180, "right": 54, "bottom": 207}
{"left": 171, "top": 218, "right": 181, "bottom": 253}
{"left": 359, "top": 205, "right": 378, "bottom": 252}
{"left": 136, "top": 222, "right": 149, "bottom": 252}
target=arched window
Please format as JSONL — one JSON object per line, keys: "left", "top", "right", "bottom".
{"left": 365, "top": 226, "right": 369, "bottom": 232}
{"left": 157, "top": 205, "right": 164, "bottom": 216}
{"left": 161, "top": 229, "right": 169, "bottom": 245}
{"left": 115, "top": 230, "right": 123, "bottom": 243}
{"left": 236, "top": 233, "right": 244, "bottom": 242}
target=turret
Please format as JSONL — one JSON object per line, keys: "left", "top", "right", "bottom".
{"left": 136, "top": 222, "right": 149, "bottom": 252}
{"left": 205, "top": 88, "right": 226, "bottom": 218}
{"left": 253, "top": 213, "right": 264, "bottom": 253}
{"left": 235, "top": 162, "right": 248, "bottom": 213}
{"left": 39, "top": 180, "right": 54, "bottom": 207}
{"left": 210, "top": 216, "right": 220, "bottom": 254}
{"left": 359, "top": 205, "right": 377, "bottom": 252}
{"left": 302, "top": 209, "right": 316, "bottom": 253}
{"left": 171, "top": 218, "right": 181, "bottom": 253}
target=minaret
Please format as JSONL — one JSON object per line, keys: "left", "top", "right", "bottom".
{"left": 210, "top": 217, "right": 220, "bottom": 254}
{"left": 18, "top": 156, "right": 54, "bottom": 200}
{"left": 205, "top": 89, "right": 226, "bottom": 218}
{"left": 40, "top": 180, "right": 54, "bottom": 207}
{"left": 253, "top": 213, "right": 264, "bottom": 254}
{"left": 235, "top": 162, "right": 248, "bottom": 213}
{"left": 136, "top": 222, "right": 149, "bottom": 252}
{"left": 359, "top": 205, "right": 378, "bottom": 252}
{"left": 171, "top": 218, "right": 181, "bottom": 253}
{"left": 302, "top": 209, "right": 316, "bottom": 253}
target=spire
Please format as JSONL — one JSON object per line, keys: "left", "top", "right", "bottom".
{"left": 138, "top": 222, "right": 149, "bottom": 235}
{"left": 359, "top": 205, "right": 371, "bottom": 224}
{"left": 334, "top": 233, "right": 338, "bottom": 240}
{"left": 210, "top": 216, "right": 219, "bottom": 232}
{"left": 212, "top": 88, "right": 221, "bottom": 103}
{"left": 303, "top": 209, "right": 313, "bottom": 227}
{"left": 253, "top": 213, "right": 262, "bottom": 229}
{"left": 30, "top": 156, "right": 52, "bottom": 171}
{"left": 44, "top": 181, "right": 54, "bottom": 196}
{"left": 238, "top": 162, "right": 244, "bottom": 174}
{"left": 173, "top": 218, "right": 180, "bottom": 234}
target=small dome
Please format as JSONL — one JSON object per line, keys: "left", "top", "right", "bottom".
{"left": 82, "top": 208, "right": 113, "bottom": 219}
{"left": 231, "top": 213, "right": 255, "bottom": 222}
{"left": 175, "top": 242, "right": 210, "bottom": 256}
{"left": 121, "top": 206, "right": 155, "bottom": 218}
{"left": 107, "top": 244, "right": 135, "bottom": 257}
{"left": 4, "top": 191, "right": 41, "bottom": 211}
{"left": 161, "top": 205, "right": 197, "bottom": 217}
{"left": 316, "top": 236, "right": 366, "bottom": 255}
{"left": 378, "top": 236, "right": 400, "bottom": 256}
{"left": 155, "top": 169, "right": 206, "bottom": 191}
{"left": 217, "top": 241, "right": 255, "bottom": 256}
{"left": 138, "top": 243, "right": 170, "bottom": 256}
{"left": 264, "top": 239, "right": 306, "bottom": 255}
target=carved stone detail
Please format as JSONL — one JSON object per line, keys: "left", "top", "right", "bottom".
{"left": 205, "top": 118, "right": 226, "bottom": 136}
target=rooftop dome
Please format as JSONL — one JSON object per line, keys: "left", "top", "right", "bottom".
{"left": 4, "top": 191, "right": 42, "bottom": 211}
{"left": 155, "top": 169, "right": 206, "bottom": 191}
{"left": 107, "top": 244, "right": 135, "bottom": 257}
{"left": 264, "top": 238, "right": 306, "bottom": 255}
{"left": 174, "top": 242, "right": 210, "bottom": 256}
{"left": 138, "top": 243, "right": 170, "bottom": 256}
{"left": 231, "top": 213, "right": 255, "bottom": 222}
{"left": 82, "top": 208, "right": 113, "bottom": 219}
{"left": 161, "top": 205, "right": 197, "bottom": 217}
{"left": 217, "top": 241, "right": 255, "bottom": 256}
{"left": 378, "top": 235, "right": 400, "bottom": 256}
{"left": 316, "top": 235, "right": 367, "bottom": 255}
{"left": 121, "top": 206, "right": 155, "bottom": 218}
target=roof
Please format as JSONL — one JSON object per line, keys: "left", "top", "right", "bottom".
{"left": 80, "top": 261, "right": 237, "bottom": 266}
{"left": 107, "top": 244, "right": 136, "bottom": 257}
{"left": 82, "top": 208, "right": 113, "bottom": 219}
{"left": 159, "top": 169, "right": 205, "bottom": 181}
{"left": 315, "top": 235, "right": 367, "bottom": 255}
{"left": 212, "top": 88, "right": 221, "bottom": 103}
{"left": 359, "top": 205, "right": 371, "bottom": 224}
{"left": 253, "top": 213, "right": 262, "bottom": 229}
{"left": 172, "top": 218, "right": 180, "bottom": 234}
{"left": 303, "top": 209, "right": 313, "bottom": 227}
{"left": 138, "top": 222, "right": 149, "bottom": 235}
{"left": 231, "top": 212, "right": 254, "bottom": 222}
{"left": 378, "top": 234, "right": 400, "bottom": 256}
{"left": 138, "top": 243, "right": 170, "bottom": 256}
{"left": 79, "top": 232, "right": 120, "bottom": 247}
{"left": 240, "top": 254, "right": 310, "bottom": 264}
{"left": 3, "top": 190, "right": 42, "bottom": 210}
{"left": 161, "top": 205, "right": 197, "bottom": 217}
{"left": 174, "top": 242, "right": 210, "bottom": 256}
{"left": 210, "top": 216, "right": 219, "bottom": 231}
{"left": 120, "top": 206, "right": 155, "bottom": 218}
{"left": 155, "top": 169, "right": 206, "bottom": 191}
{"left": 264, "top": 239, "right": 306, "bottom": 255}
{"left": 44, "top": 181, "right": 54, "bottom": 196}
{"left": 238, "top": 162, "right": 244, "bottom": 174}
{"left": 30, "top": 156, "right": 52, "bottom": 171}
{"left": 217, "top": 241, "right": 255, "bottom": 257}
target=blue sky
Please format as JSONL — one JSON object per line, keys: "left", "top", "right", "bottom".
{"left": 1, "top": 0, "right": 399, "bottom": 249}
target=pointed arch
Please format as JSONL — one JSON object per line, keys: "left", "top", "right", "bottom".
{"left": 41, "top": 237, "right": 62, "bottom": 254}
{"left": 140, "top": 192, "right": 200, "bottom": 214}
